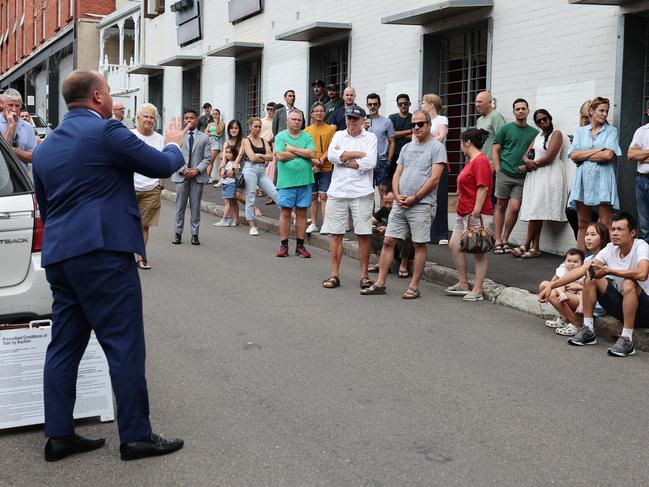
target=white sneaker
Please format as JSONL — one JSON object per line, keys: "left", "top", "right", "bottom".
{"left": 306, "top": 223, "right": 319, "bottom": 234}
{"left": 438, "top": 239, "right": 449, "bottom": 245}
{"left": 213, "top": 181, "right": 222, "bottom": 188}
{"left": 249, "top": 227, "right": 259, "bottom": 236}
{"left": 213, "top": 219, "right": 230, "bottom": 227}
{"left": 545, "top": 316, "right": 567, "bottom": 328}
{"left": 228, "top": 220, "right": 237, "bottom": 227}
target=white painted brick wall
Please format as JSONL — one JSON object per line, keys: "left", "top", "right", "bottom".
{"left": 141, "top": 0, "right": 628, "bottom": 254}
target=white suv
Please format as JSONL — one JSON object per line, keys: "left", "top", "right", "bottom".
{"left": 0, "top": 140, "right": 51, "bottom": 323}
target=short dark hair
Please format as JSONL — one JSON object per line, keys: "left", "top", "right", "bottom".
{"left": 564, "top": 248, "right": 585, "bottom": 261}
{"left": 266, "top": 102, "right": 276, "bottom": 109}
{"left": 224, "top": 143, "right": 239, "bottom": 160}
{"left": 396, "top": 93, "right": 410, "bottom": 103}
{"left": 284, "top": 90, "right": 295, "bottom": 98}
{"left": 460, "top": 128, "right": 490, "bottom": 149}
{"left": 513, "top": 98, "right": 529, "bottom": 109}
{"left": 184, "top": 109, "right": 198, "bottom": 117}
{"left": 62, "top": 70, "right": 104, "bottom": 105}
{"left": 366, "top": 93, "right": 381, "bottom": 104}
{"left": 612, "top": 212, "right": 638, "bottom": 231}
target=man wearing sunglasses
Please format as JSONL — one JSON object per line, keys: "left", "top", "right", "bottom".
{"left": 389, "top": 94, "right": 413, "bottom": 180}
{"left": 366, "top": 93, "right": 395, "bottom": 205}
{"left": 361, "top": 110, "right": 446, "bottom": 299}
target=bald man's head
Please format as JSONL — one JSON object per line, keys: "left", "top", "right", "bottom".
{"left": 61, "top": 70, "right": 112, "bottom": 119}
{"left": 475, "top": 91, "right": 493, "bottom": 116}
{"left": 343, "top": 87, "right": 356, "bottom": 107}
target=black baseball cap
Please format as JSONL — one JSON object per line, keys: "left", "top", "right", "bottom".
{"left": 202, "top": 103, "right": 212, "bottom": 108}
{"left": 344, "top": 104, "right": 366, "bottom": 119}
{"left": 311, "top": 79, "right": 325, "bottom": 87}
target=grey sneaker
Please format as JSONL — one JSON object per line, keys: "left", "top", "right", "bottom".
{"left": 607, "top": 336, "right": 636, "bottom": 357}
{"left": 567, "top": 326, "right": 597, "bottom": 346}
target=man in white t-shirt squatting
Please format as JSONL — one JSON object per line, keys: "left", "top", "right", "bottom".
{"left": 131, "top": 103, "right": 165, "bottom": 270}
{"left": 541, "top": 212, "right": 649, "bottom": 357}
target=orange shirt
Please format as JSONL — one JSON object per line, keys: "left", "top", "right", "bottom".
{"left": 305, "top": 123, "right": 335, "bottom": 173}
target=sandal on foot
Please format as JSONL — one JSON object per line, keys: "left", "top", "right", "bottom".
{"left": 360, "top": 277, "right": 374, "bottom": 289}
{"left": 322, "top": 276, "right": 340, "bottom": 289}
{"left": 398, "top": 269, "right": 410, "bottom": 278}
{"left": 510, "top": 245, "right": 527, "bottom": 258}
{"left": 493, "top": 244, "right": 505, "bottom": 254}
{"left": 556, "top": 323, "right": 579, "bottom": 336}
{"left": 446, "top": 284, "right": 470, "bottom": 296}
{"left": 360, "top": 283, "right": 386, "bottom": 295}
{"left": 521, "top": 248, "right": 541, "bottom": 259}
{"left": 402, "top": 287, "right": 420, "bottom": 299}
{"left": 463, "top": 292, "right": 484, "bottom": 302}
{"left": 502, "top": 243, "right": 512, "bottom": 254}
{"left": 367, "top": 264, "right": 381, "bottom": 273}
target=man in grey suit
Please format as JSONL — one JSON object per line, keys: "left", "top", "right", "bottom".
{"left": 272, "top": 89, "right": 305, "bottom": 138}
{"left": 171, "top": 109, "right": 211, "bottom": 245}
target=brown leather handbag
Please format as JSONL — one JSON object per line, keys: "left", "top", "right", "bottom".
{"left": 459, "top": 217, "right": 495, "bottom": 254}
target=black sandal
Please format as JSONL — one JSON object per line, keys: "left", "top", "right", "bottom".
{"left": 322, "top": 276, "right": 340, "bottom": 289}
{"left": 360, "top": 284, "right": 386, "bottom": 295}
{"left": 360, "top": 277, "right": 374, "bottom": 289}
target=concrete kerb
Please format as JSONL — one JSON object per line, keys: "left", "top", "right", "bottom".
{"left": 162, "top": 189, "right": 649, "bottom": 352}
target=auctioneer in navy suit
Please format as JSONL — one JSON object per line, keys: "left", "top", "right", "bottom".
{"left": 32, "top": 108, "right": 184, "bottom": 444}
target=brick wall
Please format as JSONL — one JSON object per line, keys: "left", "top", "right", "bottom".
{"left": 0, "top": 0, "right": 115, "bottom": 74}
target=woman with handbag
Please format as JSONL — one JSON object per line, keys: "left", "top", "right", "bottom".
{"left": 446, "top": 128, "right": 494, "bottom": 302}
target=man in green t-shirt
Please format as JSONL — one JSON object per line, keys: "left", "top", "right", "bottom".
{"left": 274, "top": 109, "right": 316, "bottom": 258}
{"left": 492, "top": 98, "right": 538, "bottom": 252}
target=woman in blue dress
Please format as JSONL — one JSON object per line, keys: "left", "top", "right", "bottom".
{"left": 567, "top": 97, "right": 621, "bottom": 250}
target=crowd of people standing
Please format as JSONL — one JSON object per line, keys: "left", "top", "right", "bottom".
{"left": 127, "top": 82, "right": 649, "bottom": 359}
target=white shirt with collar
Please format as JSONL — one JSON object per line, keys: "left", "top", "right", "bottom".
{"left": 631, "top": 123, "right": 649, "bottom": 174}
{"left": 327, "top": 128, "right": 378, "bottom": 198}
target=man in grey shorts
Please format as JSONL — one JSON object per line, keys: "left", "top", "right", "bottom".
{"left": 361, "top": 110, "right": 446, "bottom": 299}
{"left": 492, "top": 98, "right": 538, "bottom": 253}
{"left": 321, "top": 104, "right": 378, "bottom": 290}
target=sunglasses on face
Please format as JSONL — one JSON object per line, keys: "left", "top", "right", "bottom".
{"left": 398, "top": 102, "right": 411, "bottom": 107}
{"left": 367, "top": 102, "right": 379, "bottom": 107}
{"left": 535, "top": 116, "right": 548, "bottom": 124}
{"left": 411, "top": 121, "right": 427, "bottom": 128}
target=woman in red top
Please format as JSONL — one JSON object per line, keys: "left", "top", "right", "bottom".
{"left": 446, "top": 128, "right": 494, "bottom": 301}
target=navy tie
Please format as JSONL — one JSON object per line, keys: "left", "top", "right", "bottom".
{"left": 188, "top": 131, "right": 194, "bottom": 166}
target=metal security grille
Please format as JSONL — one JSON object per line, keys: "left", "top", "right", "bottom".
{"left": 439, "top": 24, "right": 488, "bottom": 191}
{"left": 323, "top": 38, "right": 348, "bottom": 90}
{"left": 245, "top": 58, "right": 260, "bottom": 119}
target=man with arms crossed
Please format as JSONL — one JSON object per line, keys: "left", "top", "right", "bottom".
{"left": 540, "top": 213, "right": 649, "bottom": 357}
{"left": 274, "top": 109, "right": 316, "bottom": 257}
{"left": 492, "top": 98, "right": 537, "bottom": 253}
{"left": 321, "top": 104, "right": 378, "bottom": 290}
{"left": 361, "top": 110, "right": 445, "bottom": 298}
{"left": 628, "top": 99, "right": 649, "bottom": 243}
{"left": 32, "top": 70, "right": 185, "bottom": 461}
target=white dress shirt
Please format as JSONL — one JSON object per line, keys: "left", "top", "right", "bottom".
{"left": 327, "top": 128, "right": 378, "bottom": 198}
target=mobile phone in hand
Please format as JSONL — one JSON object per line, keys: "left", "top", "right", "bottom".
{"left": 587, "top": 265, "right": 596, "bottom": 280}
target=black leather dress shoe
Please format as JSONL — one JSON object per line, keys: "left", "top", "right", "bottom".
{"left": 120, "top": 433, "right": 184, "bottom": 461}
{"left": 44, "top": 434, "right": 106, "bottom": 462}
{"left": 172, "top": 233, "right": 182, "bottom": 245}
{"left": 191, "top": 235, "right": 200, "bottom": 245}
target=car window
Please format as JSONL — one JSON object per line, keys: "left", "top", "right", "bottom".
{"left": 31, "top": 116, "right": 46, "bottom": 128}
{"left": 0, "top": 145, "right": 30, "bottom": 196}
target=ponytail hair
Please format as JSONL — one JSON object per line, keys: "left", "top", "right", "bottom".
{"left": 460, "top": 128, "right": 489, "bottom": 149}
{"left": 533, "top": 109, "right": 554, "bottom": 150}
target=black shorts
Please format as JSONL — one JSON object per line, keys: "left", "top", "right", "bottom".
{"left": 598, "top": 279, "right": 649, "bottom": 328}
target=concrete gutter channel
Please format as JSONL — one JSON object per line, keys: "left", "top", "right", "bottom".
{"left": 162, "top": 190, "right": 649, "bottom": 352}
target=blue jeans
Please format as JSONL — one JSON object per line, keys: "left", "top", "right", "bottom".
{"left": 243, "top": 162, "right": 277, "bottom": 221}
{"left": 636, "top": 175, "right": 649, "bottom": 243}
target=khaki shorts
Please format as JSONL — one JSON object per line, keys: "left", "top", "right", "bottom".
{"left": 136, "top": 186, "right": 162, "bottom": 227}
{"left": 321, "top": 194, "right": 374, "bottom": 235}
{"left": 384, "top": 204, "right": 434, "bottom": 243}
{"left": 495, "top": 171, "right": 524, "bottom": 201}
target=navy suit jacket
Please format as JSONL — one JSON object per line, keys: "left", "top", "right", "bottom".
{"left": 32, "top": 109, "right": 184, "bottom": 267}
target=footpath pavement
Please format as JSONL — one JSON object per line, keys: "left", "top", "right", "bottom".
{"left": 166, "top": 186, "right": 649, "bottom": 352}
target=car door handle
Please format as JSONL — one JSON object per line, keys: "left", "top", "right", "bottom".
{"left": 0, "top": 210, "right": 32, "bottom": 219}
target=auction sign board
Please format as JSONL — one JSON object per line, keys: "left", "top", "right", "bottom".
{"left": 0, "top": 321, "right": 114, "bottom": 430}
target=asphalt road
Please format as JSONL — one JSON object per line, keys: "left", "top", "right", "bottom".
{"left": 2, "top": 200, "right": 649, "bottom": 486}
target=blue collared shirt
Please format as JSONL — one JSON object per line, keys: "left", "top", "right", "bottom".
{"left": 568, "top": 123, "right": 622, "bottom": 162}
{"left": 0, "top": 113, "right": 37, "bottom": 170}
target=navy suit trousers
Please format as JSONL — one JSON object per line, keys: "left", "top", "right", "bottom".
{"left": 43, "top": 250, "right": 152, "bottom": 444}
